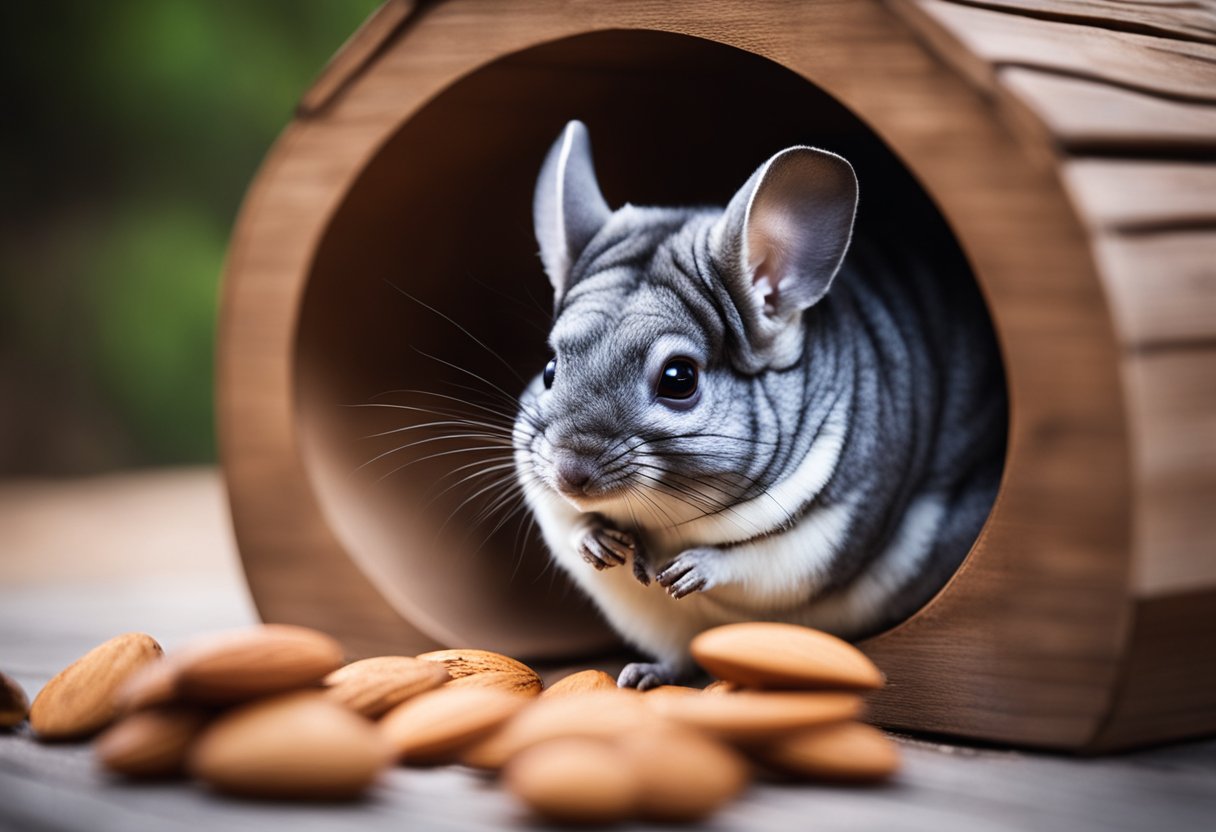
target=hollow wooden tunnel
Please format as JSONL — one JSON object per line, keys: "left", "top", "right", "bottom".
{"left": 218, "top": 0, "right": 1216, "bottom": 751}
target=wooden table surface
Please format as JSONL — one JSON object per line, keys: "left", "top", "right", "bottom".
{"left": 2, "top": 468, "right": 1214, "bottom": 831}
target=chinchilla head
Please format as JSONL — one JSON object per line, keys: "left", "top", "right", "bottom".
{"left": 514, "top": 120, "right": 858, "bottom": 526}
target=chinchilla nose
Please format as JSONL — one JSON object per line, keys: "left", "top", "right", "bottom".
{"left": 553, "top": 449, "right": 596, "bottom": 494}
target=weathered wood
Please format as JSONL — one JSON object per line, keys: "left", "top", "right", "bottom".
{"left": 900, "top": 0, "right": 1216, "bottom": 103}
{"left": 931, "top": 0, "right": 1216, "bottom": 45}
{"left": 1091, "top": 231, "right": 1216, "bottom": 346}
{"left": 1062, "top": 161, "right": 1216, "bottom": 231}
{"left": 1000, "top": 67, "right": 1216, "bottom": 153}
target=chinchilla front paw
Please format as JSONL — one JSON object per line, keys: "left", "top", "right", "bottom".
{"left": 656, "top": 547, "right": 723, "bottom": 599}
{"left": 576, "top": 514, "right": 640, "bottom": 571}
{"left": 617, "top": 660, "right": 682, "bottom": 691}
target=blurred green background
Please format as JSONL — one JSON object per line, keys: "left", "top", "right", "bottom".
{"left": 0, "top": 0, "right": 381, "bottom": 476}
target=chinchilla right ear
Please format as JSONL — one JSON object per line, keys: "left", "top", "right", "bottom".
{"left": 711, "top": 147, "right": 858, "bottom": 371}
{"left": 533, "top": 120, "right": 612, "bottom": 306}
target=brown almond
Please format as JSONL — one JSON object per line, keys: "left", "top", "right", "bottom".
{"left": 115, "top": 658, "right": 180, "bottom": 713}
{"left": 417, "top": 649, "right": 542, "bottom": 695}
{"left": 505, "top": 737, "right": 638, "bottom": 825}
{"left": 644, "top": 685, "right": 700, "bottom": 699}
{"left": 541, "top": 669, "right": 617, "bottom": 698}
{"left": 444, "top": 670, "right": 541, "bottom": 697}
{"left": 461, "top": 688, "right": 653, "bottom": 770}
{"left": 703, "top": 679, "right": 742, "bottom": 694}
{"left": 174, "top": 624, "right": 345, "bottom": 705}
{"left": 753, "top": 721, "right": 901, "bottom": 782}
{"left": 30, "top": 633, "right": 163, "bottom": 740}
{"left": 1, "top": 671, "right": 29, "bottom": 728}
{"left": 95, "top": 707, "right": 210, "bottom": 778}
{"left": 189, "top": 691, "right": 392, "bottom": 800}
{"left": 691, "top": 623, "right": 884, "bottom": 690}
{"left": 644, "top": 690, "right": 862, "bottom": 741}
{"left": 380, "top": 686, "right": 530, "bottom": 765}
{"left": 618, "top": 725, "right": 750, "bottom": 822}
{"left": 323, "top": 656, "right": 449, "bottom": 718}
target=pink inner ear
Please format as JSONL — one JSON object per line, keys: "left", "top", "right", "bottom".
{"left": 748, "top": 208, "right": 799, "bottom": 315}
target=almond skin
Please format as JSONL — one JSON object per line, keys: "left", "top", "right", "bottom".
{"left": 323, "top": 656, "right": 450, "bottom": 718}
{"left": 541, "top": 669, "right": 617, "bottom": 698}
{"left": 417, "top": 649, "right": 542, "bottom": 696}
{"left": 30, "top": 633, "right": 163, "bottom": 741}
{"left": 444, "top": 670, "right": 542, "bottom": 697}
{"left": 461, "top": 689, "right": 653, "bottom": 771}
{"left": 618, "top": 725, "right": 751, "bottom": 822}
{"left": 505, "top": 738, "right": 639, "bottom": 825}
{"left": 190, "top": 692, "right": 392, "bottom": 800}
{"left": 114, "top": 658, "right": 180, "bottom": 713}
{"left": 380, "top": 686, "right": 530, "bottom": 764}
{"left": 752, "top": 721, "right": 901, "bottom": 782}
{"left": 1, "top": 671, "right": 29, "bottom": 728}
{"left": 95, "top": 707, "right": 210, "bottom": 778}
{"left": 691, "top": 623, "right": 885, "bottom": 691}
{"left": 644, "top": 691, "right": 862, "bottom": 741}
{"left": 173, "top": 624, "right": 345, "bottom": 705}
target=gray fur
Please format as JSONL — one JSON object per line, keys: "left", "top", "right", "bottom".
{"left": 514, "top": 121, "right": 1006, "bottom": 680}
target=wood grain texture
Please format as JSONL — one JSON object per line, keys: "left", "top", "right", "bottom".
{"left": 935, "top": 0, "right": 1216, "bottom": 45}
{"left": 218, "top": 0, "right": 1215, "bottom": 752}
{"left": 1062, "top": 160, "right": 1216, "bottom": 232}
{"left": 903, "top": 0, "right": 1216, "bottom": 103}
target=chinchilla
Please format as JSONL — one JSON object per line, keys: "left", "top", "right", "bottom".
{"left": 513, "top": 120, "right": 1006, "bottom": 688}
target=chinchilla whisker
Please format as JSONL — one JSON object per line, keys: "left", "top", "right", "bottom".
{"left": 439, "top": 470, "right": 529, "bottom": 538}
{"left": 356, "top": 435, "right": 512, "bottom": 474}
{"left": 412, "top": 347, "right": 533, "bottom": 417}
{"left": 468, "top": 273, "right": 551, "bottom": 335}
{"left": 424, "top": 460, "right": 522, "bottom": 510}
{"left": 366, "top": 390, "right": 523, "bottom": 427}
{"left": 376, "top": 445, "right": 518, "bottom": 484}
{"left": 348, "top": 402, "right": 516, "bottom": 432}
{"left": 385, "top": 281, "right": 526, "bottom": 385}
{"left": 362, "top": 419, "right": 511, "bottom": 440}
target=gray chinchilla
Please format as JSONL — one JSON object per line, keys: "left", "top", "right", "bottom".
{"left": 514, "top": 121, "right": 1006, "bottom": 689}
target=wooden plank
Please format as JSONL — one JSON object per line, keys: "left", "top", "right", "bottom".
{"left": 903, "top": 0, "right": 1216, "bottom": 103}
{"left": 1000, "top": 67, "right": 1216, "bottom": 152}
{"left": 1062, "top": 160, "right": 1216, "bottom": 231}
{"left": 925, "top": 0, "right": 1216, "bottom": 45}
{"left": 1124, "top": 349, "right": 1216, "bottom": 597}
{"left": 1093, "top": 231, "right": 1216, "bottom": 346}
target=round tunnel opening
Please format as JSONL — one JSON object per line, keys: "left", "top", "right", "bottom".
{"left": 293, "top": 29, "right": 1008, "bottom": 660}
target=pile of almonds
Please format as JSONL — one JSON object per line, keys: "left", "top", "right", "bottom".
{"left": 1, "top": 621, "right": 899, "bottom": 823}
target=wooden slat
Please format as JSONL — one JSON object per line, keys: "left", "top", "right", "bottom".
{"left": 1092, "top": 231, "right": 1216, "bottom": 346}
{"left": 933, "top": 0, "right": 1216, "bottom": 45}
{"left": 1062, "top": 161, "right": 1216, "bottom": 231}
{"left": 1124, "top": 349, "right": 1216, "bottom": 597}
{"left": 1000, "top": 67, "right": 1216, "bottom": 152}
{"left": 905, "top": 0, "right": 1216, "bottom": 103}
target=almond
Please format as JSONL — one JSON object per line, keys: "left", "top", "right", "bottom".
{"left": 504, "top": 737, "right": 638, "bottom": 825}
{"left": 461, "top": 689, "right": 653, "bottom": 770}
{"left": 1, "top": 671, "right": 29, "bottom": 728}
{"left": 190, "top": 691, "right": 392, "bottom": 800}
{"left": 444, "top": 670, "right": 542, "bottom": 697}
{"left": 323, "top": 656, "right": 449, "bottom": 718}
{"left": 618, "top": 725, "right": 751, "bottom": 822}
{"left": 173, "top": 624, "right": 345, "bottom": 705}
{"left": 115, "top": 658, "right": 180, "bottom": 713}
{"left": 644, "top": 691, "right": 862, "bottom": 741}
{"left": 644, "top": 685, "right": 700, "bottom": 699}
{"left": 541, "top": 669, "right": 617, "bottom": 698}
{"left": 703, "top": 679, "right": 742, "bottom": 694}
{"left": 691, "top": 623, "right": 885, "bottom": 690}
{"left": 417, "top": 649, "right": 542, "bottom": 695}
{"left": 380, "top": 686, "right": 530, "bottom": 764}
{"left": 95, "top": 707, "right": 209, "bottom": 778}
{"left": 30, "top": 633, "right": 163, "bottom": 741}
{"left": 752, "top": 721, "right": 901, "bottom": 782}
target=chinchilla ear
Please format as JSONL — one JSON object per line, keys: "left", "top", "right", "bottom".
{"left": 533, "top": 120, "right": 611, "bottom": 304}
{"left": 712, "top": 147, "right": 858, "bottom": 369}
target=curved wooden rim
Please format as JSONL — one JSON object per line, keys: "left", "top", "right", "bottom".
{"left": 218, "top": 0, "right": 1133, "bottom": 747}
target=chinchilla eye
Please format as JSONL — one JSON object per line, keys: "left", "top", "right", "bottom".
{"left": 543, "top": 357, "right": 557, "bottom": 389}
{"left": 657, "top": 358, "right": 698, "bottom": 400}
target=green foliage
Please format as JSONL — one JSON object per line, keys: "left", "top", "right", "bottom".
{"left": 0, "top": 0, "right": 381, "bottom": 471}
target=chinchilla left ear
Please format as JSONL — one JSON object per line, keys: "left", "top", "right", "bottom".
{"left": 533, "top": 120, "right": 612, "bottom": 305}
{"left": 712, "top": 147, "right": 858, "bottom": 370}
